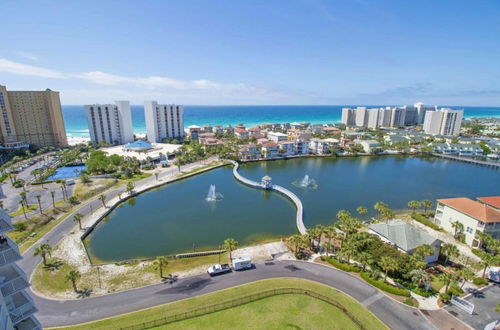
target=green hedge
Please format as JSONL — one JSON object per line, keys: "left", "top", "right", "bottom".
{"left": 323, "top": 257, "right": 360, "bottom": 273}
{"left": 471, "top": 249, "right": 484, "bottom": 258}
{"left": 411, "top": 213, "right": 443, "bottom": 231}
{"left": 472, "top": 277, "right": 488, "bottom": 286}
{"left": 360, "top": 272, "right": 411, "bottom": 297}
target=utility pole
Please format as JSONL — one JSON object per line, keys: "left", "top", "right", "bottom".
{"left": 96, "top": 266, "right": 102, "bottom": 289}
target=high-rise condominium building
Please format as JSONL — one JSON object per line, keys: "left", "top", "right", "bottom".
{"left": 85, "top": 101, "right": 134, "bottom": 145}
{"left": 354, "top": 107, "right": 367, "bottom": 127}
{"left": 366, "top": 108, "right": 380, "bottom": 129}
{"left": 144, "top": 101, "right": 184, "bottom": 143}
{"left": 415, "top": 102, "right": 437, "bottom": 124}
{"left": 0, "top": 209, "right": 41, "bottom": 329}
{"left": 423, "top": 108, "right": 463, "bottom": 136}
{"left": 377, "top": 108, "right": 392, "bottom": 127}
{"left": 0, "top": 85, "right": 67, "bottom": 148}
{"left": 341, "top": 108, "right": 356, "bottom": 126}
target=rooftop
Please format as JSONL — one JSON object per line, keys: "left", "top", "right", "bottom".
{"left": 124, "top": 140, "right": 153, "bottom": 150}
{"left": 438, "top": 197, "right": 500, "bottom": 223}
{"left": 477, "top": 196, "right": 500, "bottom": 210}
{"left": 369, "top": 219, "right": 440, "bottom": 252}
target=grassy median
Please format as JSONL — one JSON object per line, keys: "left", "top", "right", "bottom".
{"left": 51, "top": 278, "right": 387, "bottom": 330}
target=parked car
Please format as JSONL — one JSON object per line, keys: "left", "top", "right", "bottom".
{"left": 207, "top": 264, "right": 231, "bottom": 276}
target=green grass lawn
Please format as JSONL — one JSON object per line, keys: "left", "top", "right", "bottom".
{"left": 51, "top": 278, "right": 387, "bottom": 330}
{"left": 9, "top": 204, "right": 38, "bottom": 217}
{"left": 430, "top": 276, "right": 445, "bottom": 291}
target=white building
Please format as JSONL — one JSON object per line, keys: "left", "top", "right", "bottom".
{"left": 267, "top": 131, "right": 288, "bottom": 143}
{"left": 415, "top": 102, "right": 437, "bottom": 124}
{"left": 366, "top": 108, "right": 380, "bottom": 129}
{"left": 357, "top": 140, "right": 381, "bottom": 153}
{"left": 390, "top": 107, "right": 407, "bottom": 128}
{"left": 378, "top": 108, "right": 392, "bottom": 127}
{"left": 355, "top": 107, "right": 367, "bottom": 127}
{"left": 423, "top": 108, "right": 463, "bottom": 136}
{"left": 435, "top": 196, "right": 500, "bottom": 247}
{"left": 144, "top": 101, "right": 184, "bottom": 143}
{"left": 85, "top": 101, "right": 134, "bottom": 145}
{"left": 341, "top": 108, "right": 356, "bottom": 126}
{"left": 0, "top": 209, "right": 41, "bottom": 329}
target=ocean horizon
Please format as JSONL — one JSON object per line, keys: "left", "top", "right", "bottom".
{"left": 63, "top": 105, "right": 500, "bottom": 139}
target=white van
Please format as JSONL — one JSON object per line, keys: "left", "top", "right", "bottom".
{"left": 232, "top": 257, "right": 252, "bottom": 271}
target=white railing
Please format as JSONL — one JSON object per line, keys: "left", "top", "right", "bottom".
{"left": 0, "top": 236, "right": 21, "bottom": 266}
{"left": 0, "top": 264, "right": 29, "bottom": 297}
{"left": 8, "top": 293, "right": 38, "bottom": 325}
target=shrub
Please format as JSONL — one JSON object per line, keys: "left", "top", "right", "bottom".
{"left": 360, "top": 272, "right": 411, "bottom": 297}
{"left": 403, "top": 297, "right": 417, "bottom": 307}
{"left": 472, "top": 277, "right": 488, "bottom": 286}
{"left": 13, "top": 222, "right": 27, "bottom": 231}
{"left": 324, "top": 257, "right": 360, "bottom": 273}
{"left": 448, "top": 285, "right": 463, "bottom": 296}
{"left": 411, "top": 213, "right": 443, "bottom": 231}
{"left": 471, "top": 249, "right": 484, "bottom": 258}
{"left": 68, "top": 196, "right": 79, "bottom": 205}
{"left": 413, "top": 286, "right": 438, "bottom": 298}
{"left": 439, "top": 292, "right": 451, "bottom": 303}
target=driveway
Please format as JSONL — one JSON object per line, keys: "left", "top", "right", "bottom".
{"left": 445, "top": 284, "right": 500, "bottom": 329}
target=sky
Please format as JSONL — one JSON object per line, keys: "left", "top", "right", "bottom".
{"left": 1, "top": 0, "right": 499, "bottom": 106}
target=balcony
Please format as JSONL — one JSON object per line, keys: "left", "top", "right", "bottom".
{"left": 14, "top": 316, "right": 42, "bottom": 330}
{"left": 0, "top": 263, "right": 30, "bottom": 297}
{"left": 0, "top": 235, "right": 22, "bottom": 267}
{"left": 6, "top": 291, "right": 38, "bottom": 325}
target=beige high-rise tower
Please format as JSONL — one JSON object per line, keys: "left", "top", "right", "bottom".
{"left": 0, "top": 85, "right": 67, "bottom": 148}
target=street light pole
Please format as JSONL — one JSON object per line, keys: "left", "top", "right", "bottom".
{"left": 97, "top": 266, "right": 102, "bottom": 289}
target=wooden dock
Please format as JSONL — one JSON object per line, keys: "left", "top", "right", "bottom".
{"left": 432, "top": 153, "right": 499, "bottom": 169}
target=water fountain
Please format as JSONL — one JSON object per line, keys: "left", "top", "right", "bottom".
{"left": 293, "top": 174, "right": 318, "bottom": 189}
{"left": 205, "top": 184, "right": 223, "bottom": 202}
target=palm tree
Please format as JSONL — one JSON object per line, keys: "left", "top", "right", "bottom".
{"left": 324, "top": 225, "right": 338, "bottom": 251}
{"left": 35, "top": 194, "right": 42, "bottom": 214}
{"left": 98, "top": 194, "right": 106, "bottom": 208}
{"left": 381, "top": 208, "right": 395, "bottom": 223}
{"left": 356, "top": 206, "right": 368, "bottom": 216}
{"left": 19, "top": 191, "right": 27, "bottom": 206}
{"left": 415, "top": 244, "right": 434, "bottom": 259}
{"left": 439, "top": 272, "right": 455, "bottom": 293}
{"left": 126, "top": 181, "right": 134, "bottom": 195}
{"left": 61, "top": 181, "right": 68, "bottom": 200}
{"left": 337, "top": 213, "right": 361, "bottom": 239}
{"left": 223, "top": 238, "right": 238, "bottom": 262}
{"left": 288, "top": 234, "right": 305, "bottom": 255}
{"left": 65, "top": 270, "right": 81, "bottom": 293}
{"left": 321, "top": 241, "right": 333, "bottom": 256}
{"left": 33, "top": 243, "right": 52, "bottom": 266}
{"left": 50, "top": 191, "right": 56, "bottom": 209}
{"left": 314, "top": 224, "right": 325, "bottom": 248}
{"left": 409, "top": 269, "right": 429, "bottom": 289}
{"left": 153, "top": 256, "right": 168, "bottom": 278}
{"left": 340, "top": 238, "right": 357, "bottom": 264}
{"left": 421, "top": 200, "right": 433, "bottom": 214}
{"left": 357, "top": 252, "right": 374, "bottom": 271}
{"left": 451, "top": 221, "right": 464, "bottom": 238}
{"left": 73, "top": 213, "right": 84, "bottom": 230}
{"left": 456, "top": 268, "right": 475, "bottom": 288}
{"left": 408, "top": 200, "right": 420, "bottom": 213}
{"left": 440, "top": 243, "right": 459, "bottom": 265}
{"left": 480, "top": 252, "right": 498, "bottom": 278}
{"left": 374, "top": 202, "right": 388, "bottom": 220}
{"left": 19, "top": 200, "right": 27, "bottom": 220}
{"left": 379, "top": 256, "right": 398, "bottom": 282}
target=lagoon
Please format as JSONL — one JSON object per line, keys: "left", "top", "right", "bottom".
{"left": 85, "top": 156, "right": 499, "bottom": 262}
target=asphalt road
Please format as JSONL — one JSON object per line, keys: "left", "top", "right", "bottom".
{"left": 18, "top": 159, "right": 435, "bottom": 329}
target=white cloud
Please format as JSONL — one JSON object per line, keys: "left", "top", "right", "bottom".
{"left": 17, "top": 51, "right": 39, "bottom": 61}
{"left": 0, "top": 58, "right": 65, "bottom": 78}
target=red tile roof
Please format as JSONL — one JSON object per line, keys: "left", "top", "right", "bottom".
{"left": 438, "top": 197, "right": 500, "bottom": 223}
{"left": 477, "top": 196, "right": 500, "bottom": 210}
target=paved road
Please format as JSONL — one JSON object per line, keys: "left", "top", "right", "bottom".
{"left": 30, "top": 260, "right": 434, "bottom": 329}
{"left": 18, "top": 159, "right": 435, "bottom": 329}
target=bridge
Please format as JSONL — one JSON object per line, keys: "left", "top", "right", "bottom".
{"left": 228, "top": 160, "right": 306, "bottom": 235}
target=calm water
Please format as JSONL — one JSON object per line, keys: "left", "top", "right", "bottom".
{"left": 63, "top": 105, "right": 500, "bottom": 138}
{"left": 86, "top": 156, "right": 499, "bottom": 262}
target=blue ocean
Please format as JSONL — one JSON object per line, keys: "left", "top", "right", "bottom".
{"left": 63, "top": 105, "right": 500, "bottom": 138}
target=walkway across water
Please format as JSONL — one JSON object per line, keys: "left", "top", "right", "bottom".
{"left": 432, "top": 153, "right": 499, "bottom": 169}
{"left": 228, "top": 160, "right": 306, "bottom": 235}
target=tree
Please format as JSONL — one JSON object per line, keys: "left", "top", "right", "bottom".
{"left": 223, "top": 238, "right": 238, "bottom": 262}
{"left": 357, "top": 252, "right": 374, "bottom": 271}
{"left": 288, "top": 234, "right": 306, "bottom": 255}
{"left": 73, "top": 213, "right": 84, "bottom": 230}
{"left": 33, "top": 243, "right": 52, "bottom": 266}
{"left": 98, "top": 194, "right": 106, "bottom": 208}
{"left": 456, "top": 268, "right": 475, "bottom": 288}
{"left": 324, "top": 225, "right": 338, "bottom": 251}
{"left": 381, "top": 207, "right": 395, "bottom": 223}
{"left": 19, "top": 200, "right": 27, "bottom": 220}
{"left": 153, "top": 256, "right": 168, "bottom": 278}
{"left": 374, "top": 202, "right": 388, "bottom": 220}
{"left": 65, "top": 270, "right": 81, "bottom": 293}
{"left": 439, "top": 272, "right": 455, "bottom": 293}
{"left": 409, "top": 269, "right": 430, "bottom": 288}
{"left": 379, "top": 256, "right": 398, "bottom": 282}
{"left": 451, "top": 221, "right": 464, "bottom": 238}
{"left": 61, "top": 180, "right": 68, "bottom": 200}
{"left": 126, "top": 181, "right": 134, "bottom": 195}
{"left": 440, "top": 243, "right": 459, "bottom": 265}
{"left": 336, "top": 211, "right": 361, "bottom": 239}
{"left": 339, "top": 238, "right": 357, "bottom": 264}
{"left": 421, "top": 200, "right": 433, "bottom": 214}
{"left": 35, "top": 194, "right": 42, "bottom": 214}
{"left": 408, "top": 200, "right": 420, "bottom": 213}
{"left": 314, "top": 224, "right": 325, "bottom": 248}
{"left": 480, "top": 252, "right": 498, "bottom": 278}
{"left": 50, "top": 191, "right": 56, "bottom": 209}
{"left": 19, "top": 191, "right": 27, "bottom": 206}
{"left": 415, "top": 244, "right": 434, "bottom": 259}
{"left": 356, "top": 206, "right": 368, "bottom": 215}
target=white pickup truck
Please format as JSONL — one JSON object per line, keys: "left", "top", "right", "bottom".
{"left": 207, "top": 264, "right": 231, "bottom": 276}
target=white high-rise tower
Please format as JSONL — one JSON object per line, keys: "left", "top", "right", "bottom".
{"left": 144, "top": 101, "right": 184, "bottom": 143}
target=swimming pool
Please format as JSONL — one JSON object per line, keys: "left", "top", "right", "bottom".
{"left": 47, "top": 165, "right": 86, "bottom": 180}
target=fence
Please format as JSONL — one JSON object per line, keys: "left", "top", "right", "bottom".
{"left": 119, "top": 287, "right": 367, "bottom": 330}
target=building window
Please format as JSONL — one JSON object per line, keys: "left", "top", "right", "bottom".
{"left": 466, "top": 226, "right": 474, "bottom": 234}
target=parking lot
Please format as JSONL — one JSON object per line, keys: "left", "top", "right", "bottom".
{"left": 445, "top": 283, "right": 499, "bottom": 329}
